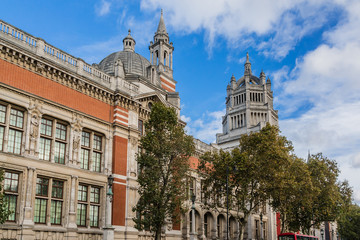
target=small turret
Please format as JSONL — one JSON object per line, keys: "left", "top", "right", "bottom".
{"left": 244, "top": 52, "right": 252, "bottom": 76}
{"left": 230, "top": 74, "right": 236, "bottom": 89}
{"left": 123, "top": 29, "right": 136, "bottom": 52}
{"left": 260, "top": 70, "right": 266, "bottom": 85}
{"left": 266, "top": 77, "right": 272, "bottom": 90}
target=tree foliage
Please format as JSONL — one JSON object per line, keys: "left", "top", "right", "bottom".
{"left": 199, "top": 124, "right": 293, "bottom": 240}
{"left": 270, "top": 156, "right": 314, "bottom": 233}
{"left": 337, "top": 203, "right": 360, "bottom": 240}
{"left": 270, "top": 153, "right": 353, "bottom": 234}
{"left": 0, "top": 169, "right": 11, "bottom": 224}
{"left": 133, "top": 103, "right": 195, "bottom": 240}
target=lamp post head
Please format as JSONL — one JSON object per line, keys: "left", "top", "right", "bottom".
{"left": 191, "top": 193, "right": 196, "bottom": 204}
{"left": 107, "top": 174, "right": 114, "bottom": 198}
{"left": 108, "top": 174, "right": 114, "bottom": 186}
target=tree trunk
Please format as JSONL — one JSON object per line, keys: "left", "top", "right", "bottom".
{"left": 155, "top": 228, "right": 162, "bottom": 240}
{"left": 239, "top": 224, "right": 246, "bottom": 240}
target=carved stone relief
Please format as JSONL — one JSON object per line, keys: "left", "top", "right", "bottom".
{"left": 27, "top": 98, "right": 43, "bottom": 156}
{"left": 70, "top": 113, "right": 83, "bottom": 166}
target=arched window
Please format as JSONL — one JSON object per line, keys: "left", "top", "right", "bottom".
{"left": 155, "top": 51, "right": 159, "bottom": 65}
{"left": 164, "top": 51, "right": 168, "bottom": 66}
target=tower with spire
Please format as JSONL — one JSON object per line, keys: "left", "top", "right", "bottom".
{"left": 216, "top": 53, "right": 279, "bottom": 150}
{"left": 149, "top": 10, "right": 174, "bottom": 78}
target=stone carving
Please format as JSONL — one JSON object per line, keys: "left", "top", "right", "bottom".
{"left": 28, "top": 98, "right": 43, "bottom": 156}
{"left": 71, "top": 113, "right": 83, "bottom": 165}
{"left": 129, "top": 136, "right": 138, "bottom": 147}
{"left": 35, "top": 61, "right": 45, "bottom": 74}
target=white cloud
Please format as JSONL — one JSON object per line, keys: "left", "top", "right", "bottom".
{"left": 276, "top": 0, "right": 360, "bottom": 203}
{"left": 185, "top": 110, "right": 225, "bottom": 144}
{"left": 96, "top": 0, "right": 111, "bottom": 16}
{"left": 140, "top": 0, "right": 339, "bottom": 58}
{"left": 181, "top": 115, "right": 191, "bottom": 123}
{"left": 352, "top": 152, "right": 360, "bottom": 169}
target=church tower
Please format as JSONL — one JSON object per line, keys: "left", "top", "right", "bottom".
{"left": 149, "top": 10, "right": 177, "bottom": 93}
{"left": 216, "top": 53, "right": 279, "bottom": 150}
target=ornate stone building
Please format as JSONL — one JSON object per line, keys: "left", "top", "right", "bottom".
{"left": 0, "top": 12, "right": 277, "bottom": 240}
{"left": 216, "top": 53, "right": 278, "bottom": 151}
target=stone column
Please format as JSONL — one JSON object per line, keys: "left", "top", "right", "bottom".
{"left": 23, "top": 167, "right": 35, "bottom": 226}
{"left": 103, "top": 186, "right": 115, "bottom": 240}
{"left": 67, "top": 175, "right": 78, "bottom": 229}
{"left": 190, "top": 208, "right": 197, "bottom": 240}
{"left": 64, "top": 175, "right": 79, "bottom": 240}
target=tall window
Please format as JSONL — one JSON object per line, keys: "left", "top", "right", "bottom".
{"left": 189, "top": 177, "right": 195, "bottom": 199}
{"left": 34, "top": 177, "right": 64, "bottom": 224}
{"left": 39, "top": 117, "right": 68, "bottom": 164}
{"left": 4, "top": 171, "right": 19, "bottom": 221}
{"left": 263, "top": 222, "right": 267, "bottom": 240}
{"left": 204, "top": 214, "right": 209, "bottom": 238}
{"left": 80, "top": 131, "right": 103, "bottom": 172}
{"left": 0, "top": 104, "right": 6, "bottom": 151}
{"left": 138, "top": 119, "right": 144, "bottom": 136}
{"left": 77, "top": 184, "right": 101, "bottom": 227}
{"left": 51, "top": 180, "right": 64, "bottom": 224}
{"left": 0, "top": 102, "right": 24, "bottom": 154}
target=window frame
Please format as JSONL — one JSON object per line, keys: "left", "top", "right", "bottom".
{"left": 80, "top": 130, "right": 104, "bottom": 172}
{"left": 34, "top": 176, "right": 65, "bottom": 225}
{"left": 39, "top": 116, "right": 68, "bottom": 164}
{"left": 0, "top": 101, "right": 25, "bottom": 155}
{"left": 77, "top": 183, "right": 102, "bottom": 228}
{"left": 4, "top": 171, "right": 20, "bottom": 222}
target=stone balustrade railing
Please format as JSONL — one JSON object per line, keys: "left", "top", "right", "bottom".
{"left": 0, "top": 19, "right": 139, "bottom": 95}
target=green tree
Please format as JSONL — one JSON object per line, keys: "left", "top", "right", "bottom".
{"left": 303, "top": 153, "right": 347, "bottom": 232}
{"left": 199, "top": 124, "right": 293, "bottom": 240}
{"left": 273, "top": 153, "right": 352, "bottom": 234}
{"left": 0, "top": 169, "right": 11, "bottom": 223}
{"left": 133, "top": 103, "right": 195, "bottom": 240}
{"left": 270, "top": 156, "right": 314, "bottom": 233}
{"left": 338, "top": 203, "right": 360, "bottom": 240}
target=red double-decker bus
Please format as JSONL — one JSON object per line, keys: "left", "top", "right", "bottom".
{"left": 278, "top": 232, "right": 319, "bottom": 240}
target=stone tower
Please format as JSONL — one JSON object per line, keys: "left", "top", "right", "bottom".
{"left": 149, "top": 10, "right": 174, "bottom": 79}
{"left": 216, "top": 53, "right": 278, "bottom": 150}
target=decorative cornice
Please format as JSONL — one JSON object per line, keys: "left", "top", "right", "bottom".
{"left": 0, "top": 42, "right": 139, "bottom": 113}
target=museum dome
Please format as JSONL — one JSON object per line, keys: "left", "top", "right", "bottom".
{"left": 98, "top": 30, "right": 150, "bottom": 78}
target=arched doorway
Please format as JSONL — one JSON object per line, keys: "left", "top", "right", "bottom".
{"left": 204, "top": 212, "right": 214, "bottom": 239}
{"left": 217, "top": 214, "right": 226, "bottom": 239}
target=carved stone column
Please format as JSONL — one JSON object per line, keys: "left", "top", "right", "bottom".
{"left": 67, "top": 175, "right": 78, "bottom": 229}
{"left": 23, "top": 167, "right": 35, "bottom": 226}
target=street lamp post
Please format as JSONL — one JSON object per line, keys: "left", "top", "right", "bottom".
{"left": 320, "top": 229, "right": 324, "bottom": 240}
{"left": 260, "top": 212, "right": 263, "bottom": 240}
{"left": 104, "top": 174, "right": 115, "bottom": 240}
{"left": 226, "top": 166, "right": 229, "bottom": 240}
{"left": 190, "top": 193, "right": 197, "bottom": 240}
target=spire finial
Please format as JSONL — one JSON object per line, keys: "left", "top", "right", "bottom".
{"left": 244, "top": 52, "right": 252, "bottom": 76}
{"left": 156, "top": 9, "right": 168, "bottom": 34}
{"left": 128, "top": 29, "right": 131, "bottom": 35}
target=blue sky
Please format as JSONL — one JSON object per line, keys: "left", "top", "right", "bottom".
{"left": 1, "top": 0, "right": 360, "bottom": 203}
